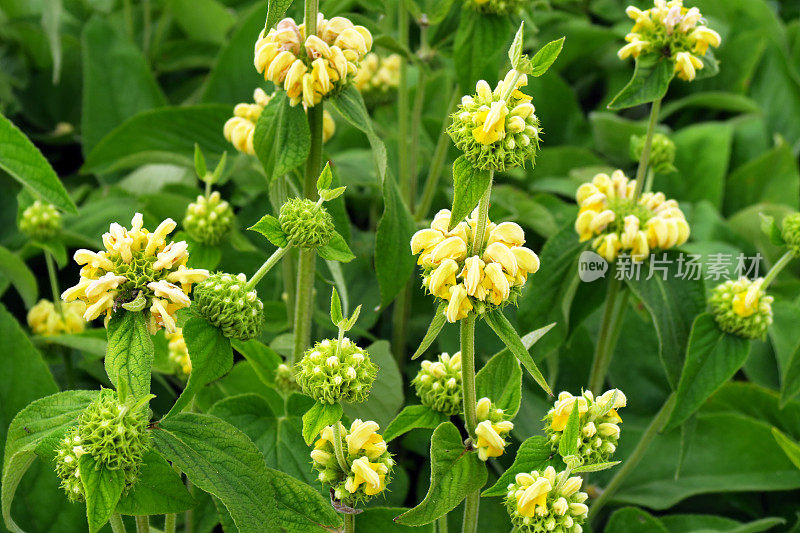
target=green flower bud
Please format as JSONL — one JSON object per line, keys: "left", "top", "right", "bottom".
{"left": 630, "top": 133, "right": 676, "bottom": 174}
{"left": 447, "top": 77, "right": 541, "bottom": 172}
{"left": 709, "top": 277, "right": 773, "bottom": 340}
{"left": 183, "top": 191, "right": 235, "bottom": 245}
{"left": 279, "top": 198, "right": 335, "bottom": 248}
{"left": 19, "top": 200, "right": 61, "bottom": 241}
{"left": 55, "top": 390, "right": 150, "bottom": 502}
{"left": 193, "top": 272, "right": 264, "bottom": 341}
{"left": 464, "top": 0, "right": 526, "bottom": 15}
{"left": 544, "top": 389, "right": 626, "bottom": 465}
{"left": 275, "top": 363, "right": 300, "bottom": 394}
{"left": 295, "top": 338, "right": 377, "bottom": 404}
{"left": 412, "top": 352, "right": 463, "bottom": 415}
{"left": 504, "top": 466, "right": 589, "bottom": 533}
{"left": 782, "top": 213, "right": 800, "bottom": 257}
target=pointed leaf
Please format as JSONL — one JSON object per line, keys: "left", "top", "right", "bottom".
{"left": 329, "top": 86, "right": 386, "bottom": 180}
{"left": 383, "top": 405, "right": 448, "bottom": 443}
{"left": 301, "top": 402, "right": 343, "bottom": 446}
{"left": 115, "top": 451, "right": 196, "bottom": 515}
{"left": 317, "top": 231, "right": 355, "bottom": 263}
{"left": 0, "top": 246, "right": 38, "bottom": 309}
{"left": 526, "top": 37, "right": 565, "bottom": 77}
{"left": 375, "top": 171, "right": 416, "bottom": 309}
{"left": 482, "top": 436, "right": 558, "bottom": 496}
{"left": 412, "top": 303, "right": 448, "bottom": 360}
{"left": 475, "top": 349, "right": 522, "bottom": 417}
{"left": 572, "top": 461, "right": 620, "bottom": 473}
{"left": 79, "top": 455, "right": 125, "bottom": 533}
{"left": 253, "top": 92, "right": 310, "bottom": 182}
{"left": 558, "top": 401, "right": 581, "bottom": 459}
{"left": 106, "top": 311, "right": 154, "bottom": 402}
{"left": 264, "top": 0, "right": 294, "bottom": 32}
{"left": 608, "top": 53, "right": 675, "bottom": 110}
{"left": 330, "top": 288, "right": 343, "bottom": 325}
{"left": 448, "top": 156, "right": 491, "bottom": 231}
{"left": 772, "top": 427, "right": 800, "bottom": 470}
{"left": 317, "top": 162, "right": 333, "bottom": 191}
{"left": 483, "top": 310, "right": 551, "bottom": 395}
{"left": 249, "top": 214, "right": 289, "bottom": 248}
{"left": 508, "top": 23, "right": 524, "bottom": 69}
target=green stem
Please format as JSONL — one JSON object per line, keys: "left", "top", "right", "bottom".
{"left": 408, "top": 68, "right": 427, "bottom": 212}
{"left": 123, "top": 0, "right": 133, "bottom": 40}
{"left": 110, "top": 513, "right": 126, "bottom": 533}
{"left": 391, "top": 284, "right": 412, "bottom": 363}
{"left": 304, "top": 0, "right": 319, "bottom": 36}
{"left": 460, "top": 315, "right": 478, "bottom": 435}
{"left": 344, "top": 513, "right": 355, "bottom": 533}
{"left": 436, "top": 514, "right": 448, "bottom": 533}
{"left": 643, "top": 168, "right": 655, "bottom": 195}
{"left": 246, "top": 247, "right": 290, "bottom": 291}
{"left": 164, "top": 514, "right": 176, "bottom": 533}
{"left": 397, "top": 0, "right": 410, "bottom": 199}
{"left": 332, "top": 421, "right": 349, "bottom": 472}
{"left": 632, "top": 98, "right": 662, "bottom": 200}
{"left": 135, "top": 516, "right": 150, "bottom": 533}
{"left": 500, "top": 71, "right": 523, "bottom": 102}
{"left": 44, "top": 250, "right": 61, "bottom": 311}
{"left": 587, "top": 276, "right": 625, "bottom": 393}
{"left": 588, "top": 393, "right": 676, "bottom": 521}
{"left": 471, "top": 177, "right": 493, "bottom": 255}
{"left": 415, "top": 87, "right": 459, "bottom": 222}
{"left": 461, "top": 489, "right": 480, "bottom": 533}
{"left": 761, "top": 250, "right": 794, "bottom": 290}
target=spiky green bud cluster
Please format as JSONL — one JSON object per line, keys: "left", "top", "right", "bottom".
{"left": 503, "top": 466, "right": 589, "bottom": 533}
{"left": 275, "top": 363, "right": 300, "bottom": 394}
{"left": 193, "top": 272, "right": 264, "bottom": 341}
{"left": 295, "top": 338, "right": 377, "bottom": 404}
{"left": 781, "top": 213, "right": 800, "bottom": 257}
{"left": 544, "top": 389, "right": 626, "bottom": 465}
{"left": 183, "top": 191, "right": 234, "bottom": 245}
{"left": 54, "top": 390, "right": 150, "bottom": 502}
{"left": 412, "top": 352, "right": 463, "bottom": 415}
{"left": 630, "top": 132, "right": 676, "bottom": 174}
{"left": 19, "top": 200, "right": 61, "bottom": 241}
{"left": 278, "top": 198, "right": 335, "bottom": 248}
{"left": 447, "top": 74, "right": 540, "bottom": 172}
{"left": 464, "top": 0, "right": 526, "bottom": 15}
{"left": 709, "top": 277, "right": 773, "bottom": 340}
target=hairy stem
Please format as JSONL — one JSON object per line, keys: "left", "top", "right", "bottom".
{"left": 397, "top": 0, "right": 410, "bottom": 199}
{"left": 391, "top": 284, "right": 412, "bottom": 363}
{"left": 588, "top": 276, "right": 625, "bottom": 393}
{"left": 344, "top": 513, "right": 355, "bottom": 533}
{"left": 110, "top": 513, "right": 126, "bottom": 533}
{"left": 44, "top": 250, "right": 61, "bottom": 312}
{"left": 164, "top": 513, "right": 176, "bottom": 533}
{"left": 761, "top": 250, "right": 794, "bottom": 290}
{"left": 471, "top": 178, "right": 493, "bottom": 255}
{"left": 460, "top": 313, "right": 480, "bottom": 533}
{"left": 304, "top": 0, "right": 319, "bottom": 36}
{"left": 408, "top": 68, "right": 427, "bottom": 212}
{"left": 632, "top": 98, "right": 662, "bottom": 200}
{"left": 135, "top": 515, "right": 150, "bottom": 533}
{"left": 332, "top": 422, "right": 349, "bottom": 472}
{"left": 246, "top": 247, "right": 290, "bottom": 291}
{"left": 437, "top": 514, "right": 448, "bottom": 533}
{"left": 589, "top": 393, "right": 676, "bottom": 520}
{"left": 461, "top": 489, "right": 480, "bottom": 533}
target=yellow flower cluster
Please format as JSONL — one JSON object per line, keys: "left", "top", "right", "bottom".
{"left": 167, "top": 328, "right": 191, "bottom": 377}
{"left": 710, "top": 277, "right": 774, "bottom": 339}
{"left": 353, "top": 53, "right": 401, "bottom": 95}
{"left": 224, "top": 88, "right": 335, "bottom": 155}
{"left": 411, "top": 209, "right": 540, "bottom": 322}
{"left": 619, "top": 0, "right": 721, "bottom": 81}
{"left": 27, "top": 300, "right": 86, "bottom": 336}
{"left": 61, "top": 213, "right": 209, "bottom": 333}
{"left": 311, "top": 419, "right": 393, "bottom": 502}
{"left": 474, "top": 397, "right": 514, "bottom": 461}
{"left": 254, "top": 14, "right": 372, "bottom": 107}
{"left": 574, "top": 170, "right": 689, "bottom": 262}
{"left": 504, "top": 466, "right": 588, "bottom": 533}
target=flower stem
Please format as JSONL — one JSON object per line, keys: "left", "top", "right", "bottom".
{"left": 587, "top": 275, "right": 626, "bottom": 393}
{"left": 345, "top": 513, "right": 355, "bottom": 533}
{"left": 588, "top": 392, "right": 676, "bottom": 521}
{"left": 135, "top": 515, "right": 150, "bottom": 533}
{"left": 471, "top": 177, "right": 493, "bottom": 255}
{"left": 164, "top": 514, "right": 176, "bottom": 533}
{"left": 397, "top": 0, "right": 410, "bottom": 199}
{"left": 391, "top": 284, "right": 412, "bottom": 362}
{"left": 44, "top": 250, "right": 61, "bottom": 312}
{"left": 408, "top": 68, "right": 427, "bottom": 212}
{"left": 437, "top": 514, "right": 448, "bottom": 533}
{"left": 332, "top": 421, "right": 349, "bottom": 472}
{"left": 632, "top": 98, "right": 662, "bottom": 200}
{"left": 460, "top": 313, "right": 480, "bottom": 533}
{"left": 110, "top": 513, "right": 126, "bottom": 533}
{"left": 304, "top": 0, "right": 319, "bottom": 36}
{"left": 246, "top": 247, "right": 290, "bottom": 291}
{"left": 761, "top": 250, "right": 794, "bottom": 290}
{"left": 461, "top": 489, "right": 480, "bottom": 533}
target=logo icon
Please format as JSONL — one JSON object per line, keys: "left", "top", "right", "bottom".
{"left": 578, "top": 251, "right": 608, "bottom": 282}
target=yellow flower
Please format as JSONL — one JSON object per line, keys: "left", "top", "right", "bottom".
{"left": 27, "top": 300, "right": 86, "bottom": 336}
{"left": 346, "top": 419, "right": 387, "bottom": 459}
{"left": 353, "top": 53, "right": 401, "bottom": 97}
{"left": 428, "top": 259, "right": 460, "bottom": 300}
{"left": 446, "top": 284, "right": 473, "bottom": 323}
{"left": 345, "top": 457, "right": 387, "bottom": 496}
{"left": 549, "top": 392, "right": 590, "bottom": 432}
{"left": 674, "top": 51, "right": 703, "bottom": 81}
{"left": 61, "top": 213, "right": 208, "bottom": 333}
{"left": 473, "top": 101, "right": 509, "bottom": 145}
{"left": 167, "top": 328, "right": 191, "bottom": 376}
{"left": 516, "top": 476, "right": 552, "bottom": 517}
{"left": 475, "top": 419, "right": 514, "bottom": 461}
{"left": 487, "top": 222, "right": 525, "bottom": 248}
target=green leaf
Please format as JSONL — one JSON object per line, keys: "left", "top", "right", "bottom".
{"left": 81, "top": 17, "right": 167, "bottom": 154}
{"left": 482, "top": 436, "right": 556, "bottom": 497}
{"left": 79, "top": 454, "right": 125, "bottom": 533}
{"left": 105, "top": 311, "right": 154, "bottom": 403}
{"left": 343, "top": 341, "right": 404, "bottom": 429}
{"left": 724, "top": 138, "right": 800, "bottom": 215}
{"left": 660, "top": 514, "right": 785, "bottom": 533}
{"left": 253, "top": 92, "right": 310, "bottom": 183}
{"left": 264, "top": 0, "right": 294, "bottom": 32}
{"left": 508, "top": 22, "right": 524, "bottom": 69}
{"left": 166, "top": 315, "right": 233, "bottom": 417}
{"left": 625, "top": 250, "right": 706, "bottom": 388}
{"left": 412, "top": 303, "right": 448, "bottom": 360}
{"left": 32, "top": 332, "right": 107, "bottom": 360}
{"left": 329, "top": 85, "right": 387, "bottom": 180}
{"left": 168, "top": 0, "right": 235, "bottom": 45}
{"left": 606, "top": 507, "right": 669, "bottom": 533}
{"left": 375, "top": 171, "right": 416, "bottom": 309}
{"left": 770, "top": 302, "right": 800, "bottom": 407}
{"left": 453, "top": 9, "right": 511, "bottom": 91}
{"left": 0, "top": 114, "right": 76, "bottom": 213}
{"left": 2, "top": 390, "right": 98, "bottom": 533}
{"left": 483, "top": 310, "right": 551, "bottom": 395}
{"left": 608, "top": 53, "right": 675, "bottom": 110}
{"left": 82, "top": 105, "right": 232, "bottom": 175}
{"left": 330, "top": 287, "right": 343, "bottom": 325}
{"left": 153, "top": 412, "right": 341, "bottom": 532}
{"left": 319, "top": 186, "right": 346, "bottom": 202}
{"left": 666, "top": 313, "right": 751, "bottom": 430}
{"left": 383, "top": 405, "right": 448, "bottom": 443}
{"left": 317, "top": 231, "right": 355, "bottom": 263}
{"left": 475, "top": 349, "right": 522, "bottom": 417}
{"left": 41, "top": 0, "right": 62, "bottom": 83}
{"left": 759, "top": 213, "right": 786, "bottom": 247}
{"left": 448, "top": 156, "right": 491, "bottom": 231}
{"left": 0, "top": 246, "right": 38, "bottom": 308}
{"left": 231, "top": 339, "right": 282, "bottom": 388}
{"left": 526, "top": 37, "right": 565, "bottom": 77}
{"left": 301, "top": 402, "right": 343, "bottom": 446}
{"left": 194, "top": 144, "right": 207, "bottom": 178}
{"left": 317, "top": 162, "right": 333, "bottom": 191}
{"left": 115, "top": 450, "right": 196, "bottom": 515}
{"left": 249, "top": 214, "right": 289, "bottom": 248}
{"left": 780, "top": 345, "right": 800, "bottom": 408}
{"left": 572, "top": 461, "right": 620, "bottom": 473}
{"left": 659, "top": 91, "right": 761, "bottom": 120}
{"left": 771, "top": 427, "right": 800, "bottom": 470}
{"left": 558, "top": 401, "right": 581, "bottom": 458}
{"left": 395, "top": 422, "right": 487, "bottom": 526}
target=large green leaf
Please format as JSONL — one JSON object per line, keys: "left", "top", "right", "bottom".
{"left": 301, "top": 402, "right": 343, "bottom": 446}
{"left": 168, "top": 0, "right": 235, "bottom": 44}
{"left": 375, "top": 171, "right": 416, "bottom": 309}
{"left": 395, "top": 422, "right": 487, "bottom": 526}
{"left": 152, "top": 412, "right": 341, "bottom": 532}
{"left": 0, "top": 246, "right": 38, "bottom": 309}
{"left": 475, "top": 349, "right": 522, "bottom": 417}
{"left": 768, "top": 301, "right": 800, "bottom": 406}
{"left": 231, "top": 339, "right": 282, "bottom": 388}
{"left": 453, "top": 9, "right": 510, "bottom": 90}
{"left": 666, "top": 313, "right": 751, "bottom": 430}
{"left": 608, "top": 53, "right": 674, "bottom": 110}
{"left": 383, "top": 405, "right": 448, "bottom": 443}
{"left": 660, "top": 513, "right": 785, "bottom": 533}
{"left": 79, "top": 454, "right": 125, "bottom": 533}
{"left": 724, "top": 138, "right": 800, "bottom": 215}
{"left": 329, "top": 85, "right": 387, "bottom": 180}
{"left": 252, "top": 91, "right": 310, "bottom": 183}
{"left": 771, "top": 427, "right": 800, "bottom": 470}
{"left": 105, "top": 311, "right": 154, "bottom": 403}
{"left": 166, "top": 315, "right": 233, "bottom": 417}
{"left": 115, "top": 450, "right": 196, "bottom": 515}
{"left": 606, "top": 507, "right": 669, "bottom": 533}
{"left": 82, "top": 105, "right": 232, "bottom": 175}
{"left": 482, "top": 436, "right": 559, "bottom": 497}
{"left": 448, "top": 156, "right": 491, "bottom": 230}
{"left": 81, "top": 17, "right": 167, "bottom": 154}
{"left": 0, "top": 114, "right": 76, "bottom": 213}
{"left": 625, "top": 250, "right": 706, "bottom": 388}
{"left": 483, "top": 309, "right": 551, "bottom": 395}
{"left": 2, "top": 390, "right": 98, "bottom": 533}
{"left": 343, "top": 341, "right": 404, "bottom": 429}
